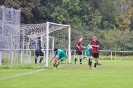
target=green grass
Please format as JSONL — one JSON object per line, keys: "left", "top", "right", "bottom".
{"left": 0, "top": 60, "right": 133, "bottom": 88}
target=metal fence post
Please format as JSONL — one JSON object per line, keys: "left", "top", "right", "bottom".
{"left": 111, "top": 50, "right": 113, "bottom": 60}
{"left": 29, "top": 50, "right": 31, "bottom": 64}
{"left": 11, "top": 50, "right": 13, "bottom": 65}
{"left": 21, "top": 50, "right": 23, "bottom": 63}
{"left": 0, "top": 50, "right": 2, "bottom": 66}
{"left": 44, "top": 50, "right": 45, "bottom": 63}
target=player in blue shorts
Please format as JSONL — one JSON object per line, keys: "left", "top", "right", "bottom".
{"left": 50, "top": 48, "right": 67, "bottom": 69}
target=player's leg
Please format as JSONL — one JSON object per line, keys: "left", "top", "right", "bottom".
{"left": 78, "top": 51, "right": 82, "bottom": 64}
{"left": 75, "top": 51, "right": 82, "bottom": 64}
{"left": 35, "top": 51, "right": 39, "bottom": 64}
{"left": 39, "top": 50, "right": 44, "bottom": 63}
{"left": 54, "top": 56, "right": 67, "bottom": 68}
{"left": 94, "top": 58, "right": 97, "bottom": 68}
{"left": 52, "top": 58, "right": 58, "bottom": 67}
{"left": 35, "top": 56, "right": 38, "bottom": 64}
{"left": 96, "top": 58, "right": 99, "bottom": 65}
{"left": 88, "top": 55, "right": 93, "bottom": 69}
{"left": 79, "top": 54, "right": 82, "bottom": 64}
{"left": 74, "top": 55, "right": 77, "bottom": 63}
{"left": 74, "top": 51, "right": 78, "bottom": 64}
{"left": 94, "top": 53, "right": 98, "bottom": 68}
{"left": 54, "top": 59, "right": 61, "bottom": 68}
{"left": 39, "top": 56, "right": 43, "bottom": 63}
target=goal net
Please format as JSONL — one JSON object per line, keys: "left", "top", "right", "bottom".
{"left": 20, "top": 22, "right": 71, "bottom": 67}
{"left": 0, "top": 5, "right": 20, "bottom": 66}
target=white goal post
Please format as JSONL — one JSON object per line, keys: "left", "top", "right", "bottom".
{"left": 45, "top": 22, "right": 71, "bottom": 67}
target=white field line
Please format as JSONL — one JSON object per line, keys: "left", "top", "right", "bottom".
{"left": 0, "top": 69, "right": 44, "bottom": 81}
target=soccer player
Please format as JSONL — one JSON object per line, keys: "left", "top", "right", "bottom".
{"left": 50, "top": 48, "right": 67, "bottom": 69}
{"left": 82, "top": 44, "right": 92, "bottom": 59}
{"left": 74, "top": 36, "right": 85, "bottom": 64}
{"left": 31, "top": 37, "right": 44, "bottom": 64}
{"left": 88, "top": 36, "right": 101, "bottom": 69}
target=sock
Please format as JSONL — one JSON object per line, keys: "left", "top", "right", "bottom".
{"left": 88, "top": 59, "right": 92, "bottom": 67}
{"left": 74, "top": 58, "right": 77, "bottom": 64}
{"left": 94, "top": 63, "right": 97, "bottom": 68}
{"left": 53, "top": 63, "right": 56, "bottom": 67}
{"left": 97, "top": 61, "right": 98, "bottom": 65}
{"left": 88, "top": 59, "right": 90, "bottom": 65}
{"left": 35, "top": 58, "right": 37, "bottom": 64}
{"left": 80, "top": 58, "right": 82, "bottom": 64}
{"left": 55, "top": 64, "right": 59, "bottom": 68}
{"left": 39, "top": 58, "right": 43, "bottom": 63}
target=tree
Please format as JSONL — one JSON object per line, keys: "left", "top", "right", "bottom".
{"left": 116, "top": 13, "right": 130, "bottom": 34}
{"left": 128, "top": 7, "right": 133, "bottom": 33}
{"left": 0, "top": 0, "right": 43, "bottom": 23}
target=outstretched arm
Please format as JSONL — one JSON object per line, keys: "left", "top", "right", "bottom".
{"left": 82, "top": 45, "right": 86, "bottom": 48}
{"left": 29, "top": 41, "right": 35, "bottom": 46}
{"left": 50, "top": 55, "right": 56, "bottom": 62}
{"left": 94, "top": 45, "right": 99, "bottom": 48}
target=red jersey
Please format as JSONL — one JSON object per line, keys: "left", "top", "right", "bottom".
{"left": 90, "top": 40, "right": 100, "bottom": 53}
{"left": 77, "top": 41, "right": 82, "bottom": 52}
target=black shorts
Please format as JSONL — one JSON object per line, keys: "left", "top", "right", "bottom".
{"left": 90, "top": 53, "right": 99, "bottom": 58}
{"left": 35, "top": 50, "right": 44, "bottom": 57}
{"left": 76, "top": 50, "right": 82, "bottom": 55}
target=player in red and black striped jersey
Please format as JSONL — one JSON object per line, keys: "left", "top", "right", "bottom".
{"left": 88, "top": 36, "right": 101, "bottom": 69}
{"left": 74, "top": 36, "right": 85, "bottom": 64}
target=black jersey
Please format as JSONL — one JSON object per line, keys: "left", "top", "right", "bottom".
{"left": 32, "top": 40, "right": 42, "bottom": 51}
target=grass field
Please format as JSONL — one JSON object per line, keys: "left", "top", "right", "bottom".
{"left": 0, "top": 59, "right": 133, "bottom": 88}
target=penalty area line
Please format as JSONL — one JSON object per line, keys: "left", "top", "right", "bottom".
{"left": 0, "top": 69, "right": 44, "bottom": 81}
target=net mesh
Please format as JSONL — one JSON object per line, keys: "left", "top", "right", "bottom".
{"left": 49, "top": 24, "right": 69, "bottom": 50}
{"left": 0, "top": 6, "right": 20, "bottom": 65}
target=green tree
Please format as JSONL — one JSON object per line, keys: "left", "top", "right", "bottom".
{"left": 0, "top": 0, "right": 43, "bottom": 23}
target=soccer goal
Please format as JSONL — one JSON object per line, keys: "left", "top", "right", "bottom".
{"left": 20, "top": 22, "right": 71, "bottom": 67}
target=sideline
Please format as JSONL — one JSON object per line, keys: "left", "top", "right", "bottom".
{"left": 0, "top": 69, "right": 44, "bottom": 81}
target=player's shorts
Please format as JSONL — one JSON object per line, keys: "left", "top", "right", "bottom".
{"left": 35, "top": 50, "right": 44, "bottom": 57}
{"left": 76, "top": 50, "right": 82, "bottom": 55}
{"left": 59, "top": 56, "right": 67, "bottom": 61}
{"left": 90, "top": 53, "right": 99, "bottom": 58}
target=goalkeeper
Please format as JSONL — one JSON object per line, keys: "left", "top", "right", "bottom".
{"left": 50, "top": 48, "right": 67, "bottom": 69}
{"left": 31, "top": 37, "right": 44, "bottom": 64}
